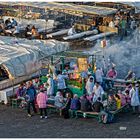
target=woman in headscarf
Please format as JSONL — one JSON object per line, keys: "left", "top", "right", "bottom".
{"left": 85, "top": 76, "right": 94, "bottom": 95}
{"left": 129, "top": 83, "right": 140, "bottom": 114}
{"left": 54, "top": 91, "right": 64, "bottom": 109}
{"left": 54, "top": 91, "right": 65, "bottom": 116}
{"left": 46, "top": 74, "right": 54, "bottom": 97}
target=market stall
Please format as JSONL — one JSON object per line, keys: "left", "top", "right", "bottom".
{"left": 51, "top": 50, "right": 101, "bottom": 97}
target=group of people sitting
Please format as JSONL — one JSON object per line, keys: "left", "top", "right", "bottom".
{"left": 0, "top": 17, "right": 40, "bottom": 39}
{"left": 15, "top": 70, "right": 140, "bottom": 120}
{"left": 54, "top": 81, "right": 140, "bottom": 120}
{"left": 0, "top": 18, "right": 19, "bottom": 36}
{"left": 14, "top": 61, "right": 140, "bottom": 121}
{"left": 24, "top": 24, "right": 40, "bottom": 39}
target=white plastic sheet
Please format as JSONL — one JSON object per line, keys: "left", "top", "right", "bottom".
{"left": 0, "top": 36, "right": 69, "bottom": 79}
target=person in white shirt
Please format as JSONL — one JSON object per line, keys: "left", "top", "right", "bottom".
{"left": 95, "top": 68, "right": 104, "bottom": 85}
{"left": 13, "top": 26, "right": 20, "bottom": 36}
{"left": 92, "top": 82, "right": 104, "bottom": 103}
{"left": 68, "top": 25, "right": 76, "bottom": 36}
{"left": 129, "top": 83, "right": 140, "bottom": 113}
{"left": 57, "top": 71, "right": 68, "bottom": 90}
{"left": 85, "top": 76, "right": 94, "bottom": 95}
{"left": 130, "top": 19, "right": 136, "bottom": 30}
{"left": 46, "top": 74, "right": 54, "bottom": 96}
{"left": 109, "top": 20, "right": 115, "bottom": 28}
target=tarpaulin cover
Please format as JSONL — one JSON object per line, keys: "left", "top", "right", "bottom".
{"left": 0, "top": 36, "right": 69, "bottom": 79}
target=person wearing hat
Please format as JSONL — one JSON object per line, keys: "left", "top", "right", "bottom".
{"left": 46, "top": 74, "right": 54, "bottom": 97}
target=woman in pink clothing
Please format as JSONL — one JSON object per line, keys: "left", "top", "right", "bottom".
{"left": 107, "top": 67, "right": 117, "bottom": 79}
{"left": 37, "top": 89, "right": 48, "bottom": 119}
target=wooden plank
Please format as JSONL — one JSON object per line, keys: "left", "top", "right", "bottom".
{"left": 103, "top": 77, "right": 135, "bottom": 83}
{"left": 85, "top": 112, "right": 99, "bottom": 115}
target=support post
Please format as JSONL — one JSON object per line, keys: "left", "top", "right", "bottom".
{"left": 91, "top": 55, "right": 94, "bottom": 71}
{"left": 61, "top": 57, "right": 64, "bottom": 72}
{"left": 51, "top": 56, "right": 53, "bottom": 65}
{"left": 82, "top": 78, "right": 85, "bottom": 95}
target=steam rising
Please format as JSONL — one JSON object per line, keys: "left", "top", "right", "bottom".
{"left": 89, "top": 28, "right": 140, "bottom": 79}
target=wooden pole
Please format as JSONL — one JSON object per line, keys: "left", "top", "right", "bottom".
{"left": 51, "top": 56, "right": 53, "bottom": 65}
{"left": 61, "top": 57, "right": 64, "bottom": 72}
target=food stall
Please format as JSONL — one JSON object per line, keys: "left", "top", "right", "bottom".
{"left": 51, "top": 50, "right": 101, "bottom": 97}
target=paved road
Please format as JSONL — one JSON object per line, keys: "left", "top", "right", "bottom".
{"left": 0, "top": 105, "right": 140, "bottom": 138}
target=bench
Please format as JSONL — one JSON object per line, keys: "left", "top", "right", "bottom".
{"left": 69, "top": 109, "right": 99, "bottom": 120}
{"left": 69, "top": 104, "right": 129, "bottom": 122}
{"left": 113, "top": 84, "right": 126, "bottom": 91}
{"left": 110, "top": 103, "right": 129, "bottom": 116}
{"left": 46, "top": 104, "right": 60, "bottom": 114}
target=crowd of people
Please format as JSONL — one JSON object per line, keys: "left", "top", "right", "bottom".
{"left": 108, "top": 11, "right": 137, "bottom": 40}
{"left": 15, "top": 65, "right": 140, "bottom": 122}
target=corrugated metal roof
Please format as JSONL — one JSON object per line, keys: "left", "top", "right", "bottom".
{"left": 0, "top": 2, "right": 118, "bottom": 16}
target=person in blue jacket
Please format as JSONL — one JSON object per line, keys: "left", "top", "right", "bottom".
{"left": 26, "top": 81, "right": 37, "bottom": 117}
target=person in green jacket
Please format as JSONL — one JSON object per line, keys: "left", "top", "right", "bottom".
{"left": 119, "top": 17, "right": 127, "bottom": 41}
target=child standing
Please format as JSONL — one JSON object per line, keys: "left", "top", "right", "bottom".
{"left": 36, "top": 89, "right": 48, "bottom": 119}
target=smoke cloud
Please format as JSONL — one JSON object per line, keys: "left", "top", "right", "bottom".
{"left": 88, "top": 28, "right": 140, "bottom": 79}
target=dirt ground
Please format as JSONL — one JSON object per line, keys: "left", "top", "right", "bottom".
{"left": 0, "top": 104, "right": 140, "bottom": 138}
